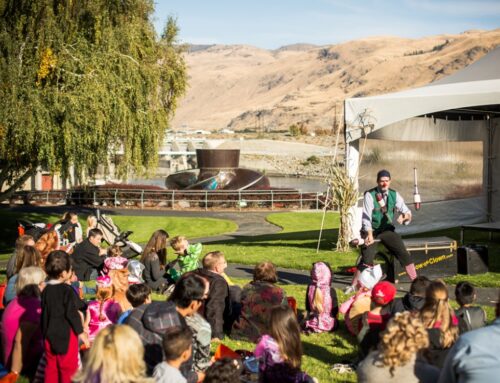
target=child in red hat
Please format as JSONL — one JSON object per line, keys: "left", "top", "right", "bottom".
{"left": 357, "top": 281, "right": 396, "bottom": 357}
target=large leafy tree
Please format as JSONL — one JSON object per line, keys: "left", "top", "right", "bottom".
{"left": 0, "top": 0, "right": 186, "bottom": 200}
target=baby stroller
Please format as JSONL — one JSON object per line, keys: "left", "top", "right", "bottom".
{"left": 17, "top": 220, "right": 51, "bottom": 241}
{"left": 95, "top": 209, "right": 143, "bottom": 259}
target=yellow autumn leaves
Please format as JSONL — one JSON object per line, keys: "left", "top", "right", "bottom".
{"left": 36, "top": 47, "right": 57, "bottom": 86}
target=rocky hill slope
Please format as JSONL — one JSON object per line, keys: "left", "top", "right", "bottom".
{"left": 171, "top": 29, "right": 500, "bottom": 133}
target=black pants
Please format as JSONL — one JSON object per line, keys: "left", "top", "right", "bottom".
{"left": 359, "top": 230, "right": 411, "bottom": 271}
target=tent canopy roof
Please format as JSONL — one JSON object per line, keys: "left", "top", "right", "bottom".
{"left": 345, "top": 46, "right": 500, "bottom": 143}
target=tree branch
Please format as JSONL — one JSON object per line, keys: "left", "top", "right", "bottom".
{"left": 0, "top": 167, "right": 37, "bottom": 203}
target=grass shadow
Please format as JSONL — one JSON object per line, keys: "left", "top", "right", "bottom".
{"left": 234, "top": 266, "right": 311, "bottom": 284}
{"left": 302, "top": 340, "right": 338, "bottom": 365}
{"left": 204, "top": 228, "right": 340, "bottom": 251}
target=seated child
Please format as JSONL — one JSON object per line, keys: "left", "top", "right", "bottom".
{"left": 86, "top": 276, "right": 121, "bottom": 343}
{"left": 169, "top": 236, "right": 202, "bottom": 281}
{"left": 104, "top": 245, "right": 131, "bottom": 312}
{"left": 304, "top": 261, "right": 338, "bottom": 333}
{"left": 454, "top": 281, "right": 487, "bottom": 334}
{"left": 153, "top": 326, "right": 193, "bottom": 383}
{"left": 255, "top": 306, "right": 316, "bottom": 383}
{"left": 391, "top": 276, "right": 430, "bottom": 315}
{"left": 340, "top": 265, "right": 382, "bottom": 335}
{"left": 204, "top": 358, "right": 242, "bottom": 383}
{"left": 357, "top": 281, "right": 396, "bottom": 357}
{"left": 103, "top": 245, "right": 128, "bottom": 274}
{"left": 118, "top": 283, "right": 151, "bottom": 324}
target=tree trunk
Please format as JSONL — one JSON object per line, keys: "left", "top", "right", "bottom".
{"left": 0, "top": 168, "right": 36, "bottom": 203}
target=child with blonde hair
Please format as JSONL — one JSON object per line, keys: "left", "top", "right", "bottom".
{"left": 357, "top": 312, "right": 440, "bottom": 382}
{"left": 73, "top": 325, "right": 153, "bottom": 383}
{"left": 104, "top": 245, "right": 132, "bottom": 311}
{"left": 169, "top": 236, "right": 202, "bottom": 281}
{"left": 420, "top": 280, "right": 459, "bottom": 368}
{"left": 86, "top": 215, "right": 97, "bottom": 238}
{"left": 86, "top": 275, "right": 121, "bottom": 343}
{"left": 304, "top": 262, "right": 338, "bottom": 333}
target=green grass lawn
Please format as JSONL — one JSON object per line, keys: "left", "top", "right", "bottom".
{"left": 1, "top": 209, "right": 499, "bottom": 287}
{"left": 203, "top": 212, "right": 359, "bottom": 271}
{"left": 5, "top": 206, "right": 499, "bottom": 382}
{"left": 0, "top": 210, "right": 237, "bottom": 260}
{"left": 154, "top": 278, "right": 496, "bottom": 383}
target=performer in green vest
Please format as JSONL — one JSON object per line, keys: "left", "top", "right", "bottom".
{"left": 346, "top": 169, "right": 417, "bottom": 293}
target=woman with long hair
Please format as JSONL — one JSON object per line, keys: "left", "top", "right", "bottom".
{"left": 6, "top": 234, "right": 35, "bottom": 279}
{"left": 419, "top": 280, "right": 459, "bottom": 368}
{"left": 357, "top": 312, "right": 440, "bottom": 382}
{"left": 254, "top": 305, "right": 314, "bottom": 383}
{"left": 73, "top": 325, "right": 153, "bottom": 383}
{"left": 4, "top": 246, "right": 43, "bottom": 304}
{"left": 140, "top": 229, "right": 170, "bottom": 291}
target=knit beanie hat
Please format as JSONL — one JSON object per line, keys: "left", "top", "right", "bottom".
{"left": 377, "top": 169, "right": 391, "bottom": 181}
{"left": 371, "top": 281, "right": 396, "bottom": 306}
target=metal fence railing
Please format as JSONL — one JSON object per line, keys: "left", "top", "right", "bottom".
{"left": 7, "top": 188, "right": 328, "bottom": 211}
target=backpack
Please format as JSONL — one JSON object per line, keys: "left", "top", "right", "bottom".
{"left": 455, "top": 306, "right": 487, "bottom": 334}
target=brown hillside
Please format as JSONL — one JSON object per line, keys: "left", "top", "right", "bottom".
{"left": 171, "top": 29, "right": 500, "bottom": 133}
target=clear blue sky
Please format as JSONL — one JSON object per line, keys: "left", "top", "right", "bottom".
{"left": 152, "top": 0, "right": 500, "bottom": 49}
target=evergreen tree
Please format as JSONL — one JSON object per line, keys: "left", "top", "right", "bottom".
{"left": 0, "top": 0, "right": 186, "bottom": 200}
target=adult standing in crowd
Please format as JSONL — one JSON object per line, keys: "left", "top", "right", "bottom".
{"left": 231, "top": 261, "right": 287, "bottom": 342}
{"left": 195, "top": 251, "right": 232, "bottom": 340}
{"left": 72, "top": 228, "right": 107, "bottom": 281}
{"left": 140, "top": 229, "right": 170, "bottom": 292}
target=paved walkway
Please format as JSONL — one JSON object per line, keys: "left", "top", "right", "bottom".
{"left": 2, "top": 205, "right": 498, "bottom": 306}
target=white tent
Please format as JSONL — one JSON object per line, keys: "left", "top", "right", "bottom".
{"left": 344, "top": 47, "right": 500, "bottom": 235}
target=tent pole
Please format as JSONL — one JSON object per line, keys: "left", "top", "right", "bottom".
{"left": 487, "top": 115, "right": 493, "bottom": 222}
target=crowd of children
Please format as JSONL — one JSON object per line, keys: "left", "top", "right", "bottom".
{"left": 0, "top": 211, "right": 498, "bottom": 383}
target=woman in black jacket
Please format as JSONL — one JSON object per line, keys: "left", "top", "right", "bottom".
{"left": 140, "top": 229, "right": 169, "bottom": 291}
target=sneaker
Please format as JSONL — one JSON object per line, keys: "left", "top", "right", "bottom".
{"left": 331, "top": 363, "right": 354, "bottom": 374}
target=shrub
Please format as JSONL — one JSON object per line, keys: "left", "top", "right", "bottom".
{"left": 306, "top": 156, "right": 321, "bottom": 165}
{"left": 289, "top": 124, "right": 300, "bottom": 137}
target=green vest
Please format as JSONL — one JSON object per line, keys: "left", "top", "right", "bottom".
{"left": 368, "top": 188, "right": 397, "bottom": 233}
